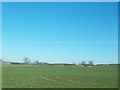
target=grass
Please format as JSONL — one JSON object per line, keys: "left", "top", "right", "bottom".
{"left": 2, "top": 64, "right": 118, "bottom": 88}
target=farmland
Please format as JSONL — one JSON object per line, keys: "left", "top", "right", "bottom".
{"left": 2, "top": 64, "right": 118, "bottom": 88}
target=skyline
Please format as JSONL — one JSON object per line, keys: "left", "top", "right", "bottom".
{"left": 2, "top": 2, "right": 118, "bottom": 64}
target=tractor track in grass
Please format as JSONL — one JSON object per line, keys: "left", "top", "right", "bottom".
{"left": 40, "top": 75, "right": 81, "bottom": 84}
{"left": 55, "top": 76, "right": 99, "bottom": 86}
{"left": 40, "top": 75, "right": 110, "bottom": 87}
{"left": 40, "top": 76, "right": 56, "bottom": 82}
{"left": 55, "top": 76, "right": 81, "bottom": 84}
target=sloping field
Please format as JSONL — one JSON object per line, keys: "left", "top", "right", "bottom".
{"left": 2, "top": 65, "right": 118, "bottom": 88}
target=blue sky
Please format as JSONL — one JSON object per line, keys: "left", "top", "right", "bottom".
{"left": 2, "top": 2, "right": 118, "bottom": 64}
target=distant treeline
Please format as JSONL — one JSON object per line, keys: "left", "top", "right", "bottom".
{"left": 5, "top": 61, "right": 119, "bottom": 66}
{"left": 1, "top": 59, "right": 118, "bottom": 66}
{"left": 10, "top": 62, "right": 49, "bottom": 65}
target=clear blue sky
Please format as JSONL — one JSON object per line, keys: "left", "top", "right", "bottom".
{"left": 2, "top": 2, "right": 118, "bottom": 64}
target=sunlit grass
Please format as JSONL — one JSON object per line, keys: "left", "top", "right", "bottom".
{"left": 2, "top": 64, "right": 118, "bottom": 88}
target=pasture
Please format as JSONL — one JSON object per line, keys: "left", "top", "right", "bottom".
{"left": 2, "top": 64, "right": 118, "bottom": 88}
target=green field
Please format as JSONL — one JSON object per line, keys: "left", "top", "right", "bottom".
{"left": 2, "top": 65, "right": 118, "bottom": 88}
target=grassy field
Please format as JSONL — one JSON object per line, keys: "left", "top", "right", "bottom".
{"left": 2, "top": 64, "right": 118, "bottom": 88}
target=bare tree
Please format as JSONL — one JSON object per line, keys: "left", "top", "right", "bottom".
{"left": 34, "top": 60, "right": 39, "bottom": 65}
{"left": 88, "top": 60, "right": 94, "bottom": 66}
{"left": 23, "top": 57, "right": 31, "bottom": 64}
{"left": 81, "top": 61, "right": 86, "bottom": 65}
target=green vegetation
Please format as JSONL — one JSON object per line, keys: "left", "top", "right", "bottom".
{"left": 2, "top": 65, "right": 118, "bottom": 88}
